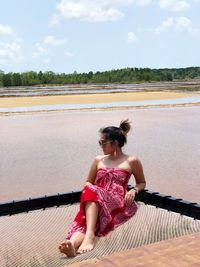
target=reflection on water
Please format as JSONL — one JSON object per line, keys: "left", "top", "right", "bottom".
{"left": 0, "top": 96, "right": 200, "bottom": 113}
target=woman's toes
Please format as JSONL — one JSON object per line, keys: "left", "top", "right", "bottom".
{"left": 77, "top": 248, "right": 92, "bottom": 254}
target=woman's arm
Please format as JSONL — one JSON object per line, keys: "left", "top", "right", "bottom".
{"left": 84, "top": 156, "right": 101, "bottom": 187}
{"left": 125, "top": 157, "right": 146, "bottom": 205}
{"left": 130, "top": 156, "right": 146, "bottom": 193}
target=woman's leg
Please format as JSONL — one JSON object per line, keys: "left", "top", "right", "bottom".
{"left": 59, "top": 231, "right": 85, "bottom": 257}
{"left": 77, "top": 201, "right": 99, "bottom": 254}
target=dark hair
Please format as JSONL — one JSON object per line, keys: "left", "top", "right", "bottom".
{"left": 99, "top": 119, "right": 131, "bottom": 147}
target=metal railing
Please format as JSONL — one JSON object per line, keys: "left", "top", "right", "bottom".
{"left": 0, "top": 187, "right": 199, "bottom": 219}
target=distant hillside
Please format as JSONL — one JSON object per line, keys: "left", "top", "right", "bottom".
{"left": 0, "top": 67, "right": 200, "bottom": 87}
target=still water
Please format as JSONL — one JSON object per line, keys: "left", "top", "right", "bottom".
{"left": 0, "top": 107, "right": 199, "bottom": 203}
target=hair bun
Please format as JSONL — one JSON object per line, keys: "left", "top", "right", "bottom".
{"left": 119, "top": 119, "right": 131, "bottom": 136}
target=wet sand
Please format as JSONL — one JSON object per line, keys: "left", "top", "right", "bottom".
{"left": 0, "top": 106, "right": 199, "bottom": 203}
{"left": 0, "top": 91, "right": 197, "bottom": 108}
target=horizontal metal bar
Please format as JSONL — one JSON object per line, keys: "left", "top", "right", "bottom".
{"left": 0, "top": 188, "right": 199, "bottom": 219}
{"left": 134, "top": 189, "right": 200, "bottom": 219}
{"left": 0, "top": 191, "right": 81, "bottom": 217}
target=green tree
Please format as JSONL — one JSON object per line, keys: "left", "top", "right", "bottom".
{"left": 2, "top": 73, "right": 12, "bottom": 87}
{"left": 12, "top": 73, "right": 22, "bottom": 86}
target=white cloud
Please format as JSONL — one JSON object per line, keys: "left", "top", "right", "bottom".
{"left": 175, "top": 16, "right": 191, "bottom": 31}
{"left": 32, "top": 36, "right": 72, "bottom": 62}
{"left": 158, "top": 0, "right": 190, "bottom": 11}
{"left": 127, "top": 31, "right": 137, "bottom": 42}
{"left": 154, "top": 16, "right": 199, "bottom": 34}
{"left": 0, "top": 24, "right": 13, "bottom": 35}
{"left": 43, "top": 35, "right": 67, "bottom": 46}
{"left": 32, "top": 35, "right": 67, "bottom": 58}
{"left": 155, "top": 17, "right": 174, "bottom": 33}
{"left": 56, "top": 0, "right": 125, "bottom": 22}
{"left": 51, "top": 0, "right": 153, "bottom": 24}
{"left": 0, "top": 41, "right": 24, "bottom": 64}
{"left": 174, "top": 16, "right": 199, "bottom": 33}
{"left": 0, "top": 27, "right": 24, "bottom": 65}
{"left": 0, "top": 42, "right": 19, "bottom": 57}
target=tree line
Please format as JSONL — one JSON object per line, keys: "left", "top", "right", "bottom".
{"left": 0, "top": 67, "right": 200, "bottom": 87}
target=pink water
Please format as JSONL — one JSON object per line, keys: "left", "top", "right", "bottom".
{"left": 0, "top": 106, "right": 199, "bottom": 203}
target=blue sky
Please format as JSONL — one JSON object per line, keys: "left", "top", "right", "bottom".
{"left": 0, "top": 0, "right": 200, "bottom": 74}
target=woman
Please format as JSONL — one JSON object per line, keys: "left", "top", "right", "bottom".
{"left": 59, "top": 119, "right": 146, "bottom": 257}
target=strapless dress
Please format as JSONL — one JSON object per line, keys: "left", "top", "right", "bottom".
{"left": 67, "top": 167, "right": 137, "bottom": 238}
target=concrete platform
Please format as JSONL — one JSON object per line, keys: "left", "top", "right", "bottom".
{"left": 69, "top": 232, "right": 200, "bottom": 267}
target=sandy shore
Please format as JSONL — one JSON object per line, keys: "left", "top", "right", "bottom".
{"left": 0, "top": 91, "right": 198, "bottom": 108}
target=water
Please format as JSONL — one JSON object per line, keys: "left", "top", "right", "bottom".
{"left": 0, "top": 107, "right": 199, "bottom": 203}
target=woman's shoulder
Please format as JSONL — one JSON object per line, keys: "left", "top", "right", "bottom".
{"left": 127, "top": 155, "right": 142, "bottom": 168}
{"left": 94, "top": 155, "right": 107, "bottom": 163}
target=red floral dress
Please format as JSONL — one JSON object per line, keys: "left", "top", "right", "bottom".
{"left": 66, "top": 167, "right": 138, "bottom": 238}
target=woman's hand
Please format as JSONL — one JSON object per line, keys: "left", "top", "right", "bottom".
{"left": 84, "top": 181, "right": 93, "bottom": 187}
{"left": 124, "top": 189, "right": 136, "bottom": 206}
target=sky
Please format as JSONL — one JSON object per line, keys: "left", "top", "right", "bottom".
{"left": 0, "top": 0, "right": 200, "bottom": 74}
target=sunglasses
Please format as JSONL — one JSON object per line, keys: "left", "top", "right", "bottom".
{"left": 98, "top": 140, "right": 112, "bottom": 147}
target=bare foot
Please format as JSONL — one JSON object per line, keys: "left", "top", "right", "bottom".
{"left": 59, "top": 240, "right": 76, "bottom": 257}
{"left": 77, "top": 233, "right": 95, "bottom": 254}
